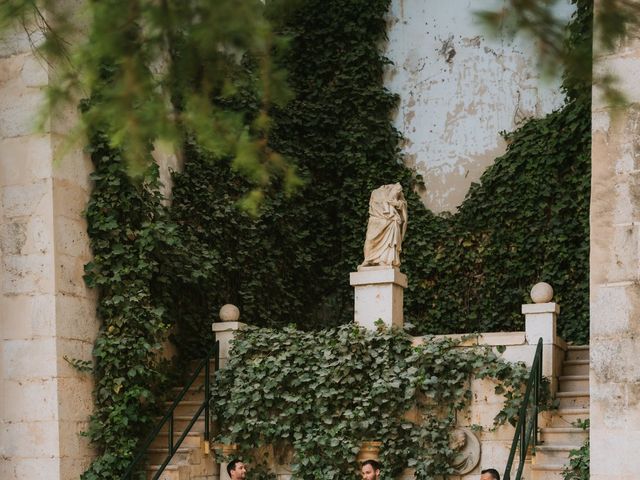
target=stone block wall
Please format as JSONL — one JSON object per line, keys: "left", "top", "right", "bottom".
{"left": 415, "top": 331, "right": 560, "bottom": 480}
{"left": 590, "top": 17, "right": 640, "bottom": 479}
{"left": 0, "top": 25, "right": 98, "bottom": 480}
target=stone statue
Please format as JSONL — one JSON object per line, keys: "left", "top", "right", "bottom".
{"left": 449, "top": 428, "right": 481, "bottom": 475}
{"left": 360, "top": 183, "right": 408, "bottom": 268}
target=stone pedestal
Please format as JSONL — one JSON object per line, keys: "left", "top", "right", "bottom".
{"left": 522, "top": 300, "right": 561, "bottom": 395}
{"left": 212, "top": 321, "right": 246, "bottom": 369}
{"left": 349, "top": 266, "right": 407, "bottom": 330}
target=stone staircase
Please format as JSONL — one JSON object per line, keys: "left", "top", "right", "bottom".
{"left": 145, "top": 361, "right": 218, "bottom": 480}
{"left": 139, "top": 346, "right": 589, "bottom": 480}
{"left": 531, "top": 345, "right": 589, "bottom": 480}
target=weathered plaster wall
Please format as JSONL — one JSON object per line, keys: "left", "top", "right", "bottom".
{"left": 590, "top": 24, "right": 640, "bottom": 480}
{"left": 0, "top": 25, "right": 97, "bottom": 479}
{"left": 384, "top": 0, "right": 568, "bottom": 213}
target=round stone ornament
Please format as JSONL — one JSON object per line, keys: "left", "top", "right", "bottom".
{"left": 219, "top": 304, "right": 240, "bottom": 322}
{"left": 449, "top": 427, "right": 481, "bottom": 475}
{"left": 530, "top": 282, "right": 554, "bottom": 303}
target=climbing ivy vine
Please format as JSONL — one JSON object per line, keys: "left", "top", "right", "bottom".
{"left": 212, "top": 325, "right": 530, "bottom": 480}
{"left": 562, "top": 419, "right": 590, "bottom": 480}
{"left": 81, "top": 131, "right": 176, "bottom": 479}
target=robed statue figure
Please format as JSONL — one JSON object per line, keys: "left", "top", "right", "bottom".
{"left": 360, "top": 183, "right": 408, "bottom": 268}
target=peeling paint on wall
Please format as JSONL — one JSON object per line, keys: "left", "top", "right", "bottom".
{"left": 384, "top": 0, "right": 569, "bottom": 213}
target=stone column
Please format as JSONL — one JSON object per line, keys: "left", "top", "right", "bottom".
{"left": 0, "top": 23, "right": 98, "bottom": 480}
{"left": 211, "top": 305, "right": 245, "bottom": 480}
{"left": 350, "top": 266, "right": 407, "bottom": 330}
{"left": 522, "top": 282, "right": 563, "bottom": 395}
{"left": 590, "top": 13, "right": 640, "bottom": 478}
{"left": 211, "top": 304, "right": 246, "bottom": 369}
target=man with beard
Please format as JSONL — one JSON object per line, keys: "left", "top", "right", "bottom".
{"left": 361, "top": 459, "right": 381, "bottom": 480}
{"left": 227, "top": 459, "right": 247, "bottom": 480}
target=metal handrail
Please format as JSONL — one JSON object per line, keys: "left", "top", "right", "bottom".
{"left": 503, "top": 337, "right": 543, "bottom": 480}
{"left": 122, "top": 340, "right": 220, "bottom": 480}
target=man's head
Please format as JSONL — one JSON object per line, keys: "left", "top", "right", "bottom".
{"left": 361, "top": 459, "right": 381, "bottom": 480}
{"left": 480, "top": 468, "right": 500, "bottom": 480}
{"left": 227, "top": 459, "right": 247, "bottom": 480}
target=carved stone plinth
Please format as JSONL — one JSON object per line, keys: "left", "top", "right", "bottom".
{"left": 350, "top": 266, "right": 407, "bottom": 330}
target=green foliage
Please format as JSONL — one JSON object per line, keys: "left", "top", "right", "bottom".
{"left": 562, "top": 419, "right": 589, "bottom": 480}
{"left": 164, "top": 0, "right": 408, "bottom": 353}
{"left": 212, "top": 324, "right": 530, "bottom": 480}
{"left": 167, "top": 0, "right": 591, "bottom": 348}
{"left": 81, "top": 133, "right": 176, "bottom": 479}
{"left": 0, "top": 0, "right": 297, "bottom": 198}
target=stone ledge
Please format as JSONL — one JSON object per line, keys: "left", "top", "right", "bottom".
{"left": 413, "top": 331, "right": 527, "bottom": 347}
{"left": 521, "top": 302, "right": 560, "bottom": 314}
{"left": 349, "top": 267, "right": 408, "bottom": 288}
{"left": 212, "top": 321, "right": 246, "bottom": 333}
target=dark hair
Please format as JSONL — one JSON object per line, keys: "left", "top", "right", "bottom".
{"left": 481, "top": 468, "right": 500, "bottom": 480}
{"left": 227, "top": 459, "right": 243, "bottom": 476}
{"left": 361, "top": 459, "right": 382, "bottom": 471}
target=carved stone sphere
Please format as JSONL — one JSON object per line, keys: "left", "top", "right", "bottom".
{"left": 219, "top": 304, "right": 240, "bottom": 322}
{"left": 531, "top": 282, "right": 554, "bottom": 303}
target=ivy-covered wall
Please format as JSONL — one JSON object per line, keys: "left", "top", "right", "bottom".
{"left": 165, "top": 0, "right": 591, "bottom": 349}
{"left": 80, "top": 0, "right": 591, "bottom": 476}
{"left": 212, "top": 325, "right": 531, "bottom": 480}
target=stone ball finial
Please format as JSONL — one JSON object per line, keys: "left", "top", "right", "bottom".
{"left": 530, "top": 282, "right": 553, "bottom": 303}
{"left": 219, "top": 304, "right": 240, "bottom": 322}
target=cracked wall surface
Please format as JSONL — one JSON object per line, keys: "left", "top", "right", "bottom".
{"left": 384, "top": 0, "right": 569, "bottom": 213}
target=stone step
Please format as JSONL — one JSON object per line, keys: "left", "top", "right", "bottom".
{"left": 170, "top": 386, "right": 206, "bottom": 401}
{"left": 143, "top": 361, "right": 216, "bottom": 480}
{"left": 534, "top": 444, "right": 575, "bottom": 465}
{"left": 565, "top": 345, "right": 589, "bottom": 361}
{"left": 147, "top": 447, "right": 195, "bottom": 466}
{"left": 549, "top": 407, "right": 590, "bottom": 427}
{"left": 530, "top": 463, "right": 565, "bottom": 480}
{"left": 146, "top": 464, "right": 189, "bottom": 480}
{"left": 556, "top": 391, "right": 589, "bottom": 409}
{"left": 159, "top": 415, "right": 206, "bottom": 434}
{"left": 147, "top": 448, "right": 215, "bottom": 478}
{"left": 558, "top": 375, "right": 589, "bottom": 392}
{"left": 539, "top": 427, "right": 588, "bottom": 445}
{"left": 195, "top": 373, "right": 215, "bottom": 386}
{"left": 151, "top": 431, "right": 203, "bottom": 451}
{"left": 163, "top": 400, "right": 206, "bottom": 418}
{"left": 561, "top": 359, "right": 589, "bottom": 376}
{"left": 189, "top": 358, "right": 217, "bottom": 368}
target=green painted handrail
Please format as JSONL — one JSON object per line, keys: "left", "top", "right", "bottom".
{"left": 121, "top": 340, "right": 219, "bottom": 480}
{"left": 503, "top": 337, "right": 543, "bottom": 480}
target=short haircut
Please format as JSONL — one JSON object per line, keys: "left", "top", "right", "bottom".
{"left": 481, "top": 468, "right": 500, "bottom": 480}
{"left": 361, "top": 459, "right": 382, "bottom": 471}
{"left": 227, "top": 459, "right": 242, "bottom": 476}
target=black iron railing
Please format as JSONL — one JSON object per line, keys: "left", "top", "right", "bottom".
{"left": 503, "top": 337, "right": 543, "bottom": 480}
{"left": 122, "top": 340, "right": 219, "bottom": 480}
